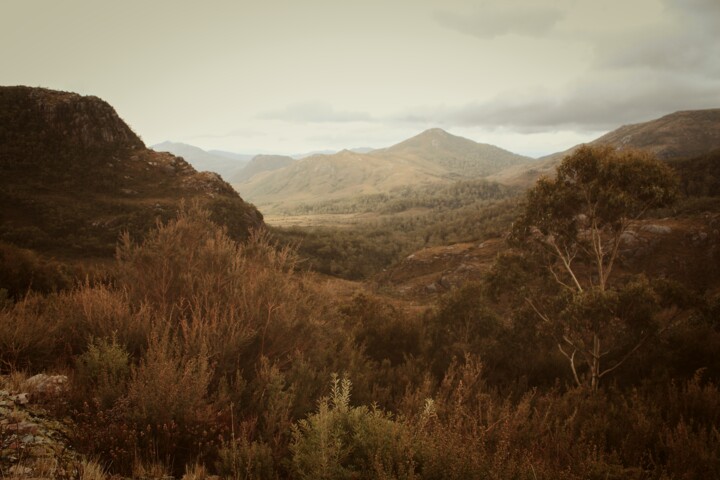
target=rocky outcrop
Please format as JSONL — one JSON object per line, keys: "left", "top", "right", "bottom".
{"left": 0, "top": 86, "right": 143, "bottom": 160}
{"left": 0, "top": 378, "right": 81, "bottom": 479}
{"left": 0, "top": 86, "right": 264, "bottom": 261}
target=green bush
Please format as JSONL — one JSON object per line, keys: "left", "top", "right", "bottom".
{"left": 75, "top": 335, "right": 130, "bottom": 409}
{"left": 290, "top": 376, "right": 417, "bottom": 480}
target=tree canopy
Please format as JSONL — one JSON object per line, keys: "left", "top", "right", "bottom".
{"left": 510, "top": 145, "right": 680, "bottom": 390}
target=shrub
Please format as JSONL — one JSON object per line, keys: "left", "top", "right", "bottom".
{"left": 75, "top": 336, "right": 130, "bottom": 409}
{"left": 290, "top": 376, "right": 417, "bottom": 480}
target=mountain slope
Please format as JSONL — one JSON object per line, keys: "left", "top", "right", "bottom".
{"left": 232, "top": 154, "right": 295, "bottom": 183}
{"left": 234, "top": 129, "right": 532, "bottom": 210}
{"left": 0, "top": 86, "right": 263, "bottom": 258}
{"left": 377, "top": 128, "right": 531, "bottom": 178}
{"left": 491, "top": 108, "right": 720, "bottom": 185}
{"left": 152, "top": 141, "right": 252, "bottom": 179}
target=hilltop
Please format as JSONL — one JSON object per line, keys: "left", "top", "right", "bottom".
{"left": 235, "top": 128, "right": 532, "bottom": 211}
{"left": 491, "top": 108, "right": 720, "bottom": 185}
{"left": 0, "top": 86, "right": 263, "bottom": 262}
{"left": 378, "top": 128, "right": 532, "bottom": 177}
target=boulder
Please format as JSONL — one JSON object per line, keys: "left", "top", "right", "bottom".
{"left": 24, "top": 374, "right": 68, "bottom": 396}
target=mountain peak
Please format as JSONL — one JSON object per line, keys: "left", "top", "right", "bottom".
{"left": 419, "top": 127, "right": 451, "bottom": 137}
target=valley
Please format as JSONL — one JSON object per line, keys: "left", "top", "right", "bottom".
{"left": 1, "top": 88, "right": 720, "bottom": 479}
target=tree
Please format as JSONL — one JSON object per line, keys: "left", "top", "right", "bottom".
{"left": 510, "top": 145, "right": 679, "bottom": 391}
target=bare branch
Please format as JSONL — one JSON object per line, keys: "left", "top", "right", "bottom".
{"left": 547, "top": 264, "right": 574, "bottom": 290}
{"left": 549, "top": 240, "right": 584, "bottom": 292}
{"left": 558, "top": 343, "right": 582, "bottom": 387}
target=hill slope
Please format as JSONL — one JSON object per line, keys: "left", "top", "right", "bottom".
{"left": 0, "top": 86, "right": 263, "bottom": 258}
{"left": 491, "top": 108, "right": 720, "bottom": 185}
{"left": 234, "top": 129, "right": 532, "bottom": 210}
{"left": 152, "top": 141, "right": 252, "bottom": 179}
{"left": 231, "top": 154, "right": 295, "bottom": 183}
{"left": 378, "top": 128, "right": 532, "bottom": 177}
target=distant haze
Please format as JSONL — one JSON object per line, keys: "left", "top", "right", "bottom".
{"left": 2, "top": 0, "right": 718, "bottom": 157}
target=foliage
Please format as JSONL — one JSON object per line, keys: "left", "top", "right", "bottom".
{"left": 278, "top": 179, "right": 518, "bottom": 216}
{"left": 3, "top": 201, "right": 719, "bottom": 478}
{"left": 290, "top": 376, "right": 417, "bottom": 480}
{"left": 0, "top": 242, "right": 73, "bottom": 298}
{"left": 75, "top": 335, "right": 130, "bottom": 409}
{"left": 510, "top": 145, "right": 680, "bottom": 390}
{"left": 274, "top": 197, "right": 520, "bottom": 280}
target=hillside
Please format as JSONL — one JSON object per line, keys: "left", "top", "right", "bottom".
{"left": 235, "top": 128, "right": 532, "bottom": 210}
{"left": 152, "top": 141, "right": 252, "bottom": 179}
{"left": 231, "top": 154, "right": 295, "bottom": 182}
{"left": 378, "top": 128, "right": 532, "bottom": 178}
{"left": 0, "top": 86, "right": 263, "bottom": 260}
{"left": 491, "top": 108, "right": 720, "bottom": 185}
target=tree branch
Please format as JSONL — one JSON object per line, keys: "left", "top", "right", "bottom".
{"left": 549, "top": 239, "right": 584, "bottom": 292}
{"left": 557, "top": 343, "right": 582, "bottom": 387}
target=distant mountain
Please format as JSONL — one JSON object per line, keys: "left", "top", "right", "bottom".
{"left": 234, "top": 128, "right": 532, "bottom": 210}
{"left": 378, "top": 128, "right": 531, "bottom": 178}
{"left": 0, "top": 86, "right": 263, "bottom": 259}
{"left": 348, "top": 147, "right": 374, "bottom": 154}
{"left": 293, "top": 147, "right": 374, "bottom": 159}
{"left": 152, "top": 141, "right": 252, "bottom": 180}
{"left": 232, "top": 154, "right": 295, "bottom": 183}
{"left": 208, "top": 149, "right": 254, "bottom": 162}
{"left": 491, "top": 109, "right": 720, "bottom": 186}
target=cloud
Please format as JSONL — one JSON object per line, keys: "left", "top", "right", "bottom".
{"left": 258, "top": 102, "right": 373, "bottom": 123}
{"left": 595, "top": 0, "right": 720, "bottom": 77}
{"left": 395, "top": 73, "right": 720, "bottom": 132}
{"left": 419, "top": 0, "right": 720, "bottom": 133}
{"left": 434, "top": 3, "right": 563, "bottom": 39}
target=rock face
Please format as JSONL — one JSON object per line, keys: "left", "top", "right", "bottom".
{"left": 0, "top": 86, "right": 264, "bottom": 259}
{"left": 0, "top": 87, "right": 143, "bottom": 170}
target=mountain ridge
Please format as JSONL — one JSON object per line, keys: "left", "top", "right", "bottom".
{"left": 490, "top": 108, "right": 720, "bottom": 185}
{"left": 234, "top": 128, "right": 533, "bottom": 210}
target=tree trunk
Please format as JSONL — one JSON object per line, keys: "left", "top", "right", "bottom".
{"left": 591, "top": 334, "right": 600, "bottom": 392}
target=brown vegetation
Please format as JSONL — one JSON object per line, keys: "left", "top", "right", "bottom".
{"left": 0, "top": 197, "right": 718, "bottom": 478}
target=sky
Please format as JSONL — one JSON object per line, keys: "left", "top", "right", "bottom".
{"left": 2, "top": 0, "right": 719, "bottom": 157}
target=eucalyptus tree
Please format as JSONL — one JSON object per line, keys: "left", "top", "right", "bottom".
{"left": 511, "top": 145, "right": 679, "bottom": 391}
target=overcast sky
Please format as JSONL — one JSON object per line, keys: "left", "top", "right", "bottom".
{"left": 2, "top": 0, "right": 719, "bottom": 157}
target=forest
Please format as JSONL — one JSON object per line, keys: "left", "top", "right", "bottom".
{"left": 1, "top": 146, "right": 719, "bottom": 479}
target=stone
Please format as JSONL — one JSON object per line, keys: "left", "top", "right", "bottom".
{"left": 25, "top": 374, "right": 68, "bottom": 396}
{"left": 641, "top": 224, "right": 672, "bottom": 234}
{"left": 620, "top": 231, "right": 639, "bottom": 246}
{"left": 11, "top": 393, "right": 29, "bottom": 405}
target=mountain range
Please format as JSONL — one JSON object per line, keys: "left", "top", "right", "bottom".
{"left": 229, "top": 110, "right": 720, "bottom": 212}
{"left": 4, "top": 85, "right": 718, "bottom": 253}
{"left": 234, "top": 128, "right": 532, "bottom": 210}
